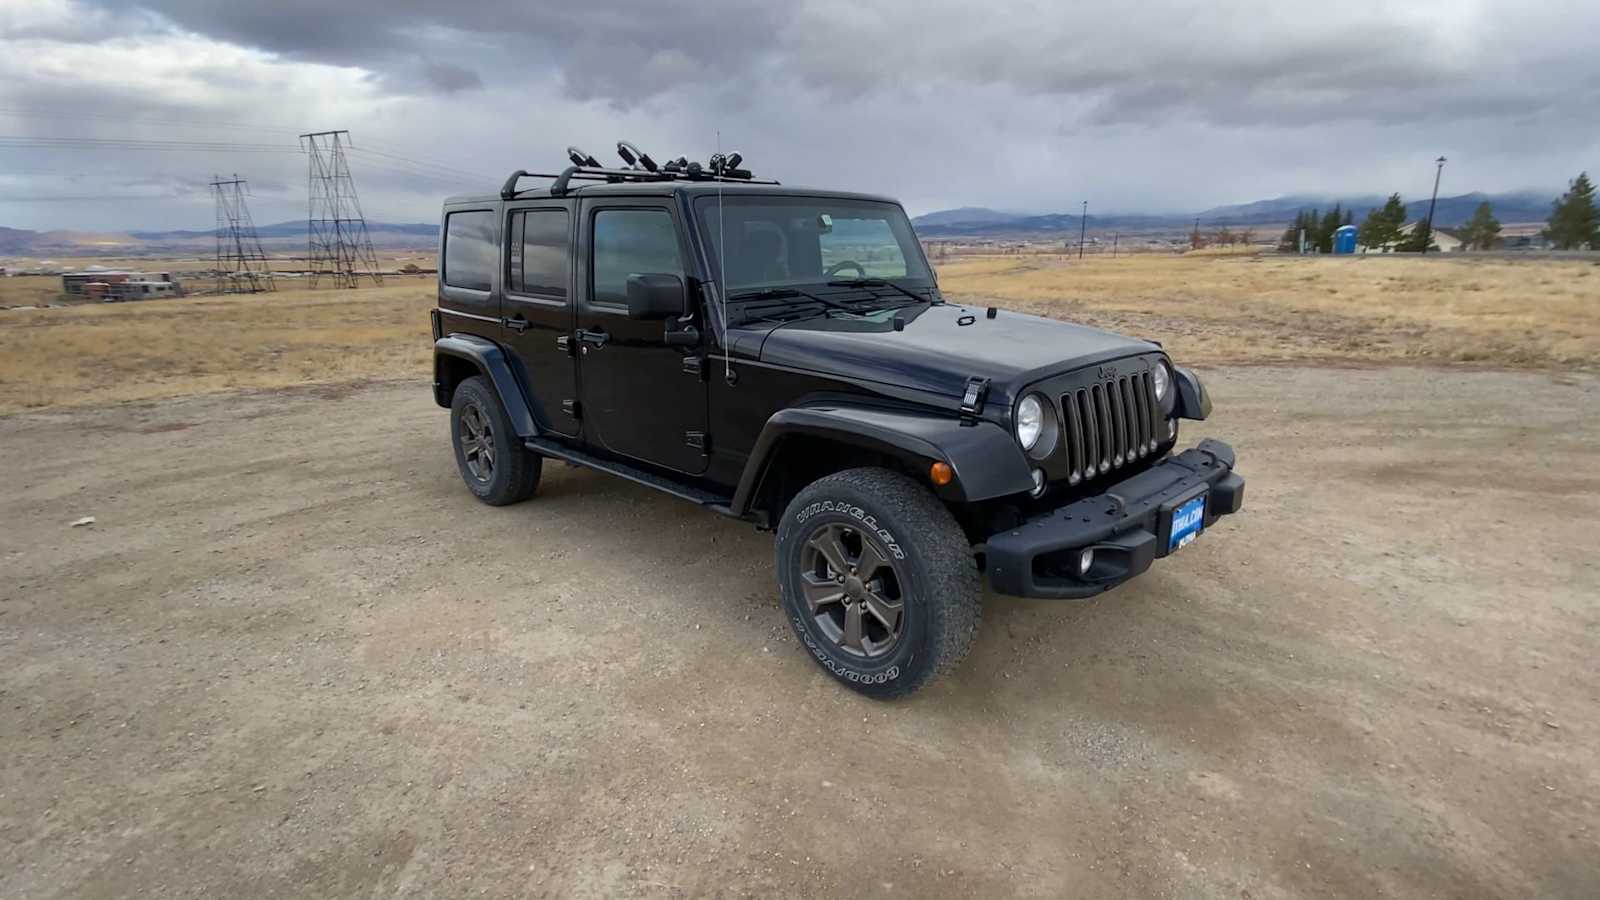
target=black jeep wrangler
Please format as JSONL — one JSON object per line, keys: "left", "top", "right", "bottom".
{"left": 431, "top": 146, "right": 1244, "bottom": 697}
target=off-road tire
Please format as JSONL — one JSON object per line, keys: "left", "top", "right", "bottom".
{"left": 776, "top": 467, "right": 980, "bottom": 698}
{"left": 450, "top": 375, "right": 541, "bottom": 506}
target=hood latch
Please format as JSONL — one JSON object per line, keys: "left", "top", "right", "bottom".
{"left": 960, "top": 377, "right": 991, "bottom": 417}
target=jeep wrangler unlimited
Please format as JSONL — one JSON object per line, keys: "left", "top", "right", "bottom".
{"left": 431, "top": 145, "right": 1244, "bottom": 698}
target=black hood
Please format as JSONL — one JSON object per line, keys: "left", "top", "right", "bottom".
{"left": 754, "top": 303, "right": 1156, "bottom": 400}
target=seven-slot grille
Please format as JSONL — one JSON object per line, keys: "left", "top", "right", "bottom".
{"left": 1060, "top": 372, "right": 1163, "bottom": 484}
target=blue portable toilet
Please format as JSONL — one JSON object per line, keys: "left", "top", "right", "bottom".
{"left": 1333, "top": 224, "right": 1358, "bottom": 254}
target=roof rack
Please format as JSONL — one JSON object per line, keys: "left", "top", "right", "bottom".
{"left": 500, "top": 143, "right": 779, "bottom": 200}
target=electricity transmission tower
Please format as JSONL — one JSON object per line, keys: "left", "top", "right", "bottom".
{"left": 300, "top": 130, "right": 383, "bottom": 288}
{"left": 210, "top": 174, "right": 275, "bottom": 294}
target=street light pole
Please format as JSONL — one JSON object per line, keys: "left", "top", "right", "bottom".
{"left": 1078, "top": 200, "right": 1088, "bottom": 259}
{"left": 1421, "top": 156, "right": 1446, "bottom": 255}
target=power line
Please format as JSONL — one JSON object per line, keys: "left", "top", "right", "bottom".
{"left": 336, "top": 152, "right": 487, "bottom": 186}
{"left": 0, "top": 106, "right": 297, "bottom": 136}
{"left": 0, "top": 135, "right": 300, "bottom": 153}
{"left": 0, "top": 194, "right": 188, "bottom": 202}
{"left": 344, "top": 145, "right": 494, "bottom": 181}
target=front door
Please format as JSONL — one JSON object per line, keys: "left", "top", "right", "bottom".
{"left": 501, "top": 203, "right": 579, "bottom": 436}
{"left": 574, "top": 200, "right": 709, "bottom": 475}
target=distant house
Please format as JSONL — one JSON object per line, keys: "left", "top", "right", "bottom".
{"left": 1496, "top": 223, "right": 1553, "bottom": 251}
{"left": 1360, "top": 222, "right": 1463, "bottom": 254}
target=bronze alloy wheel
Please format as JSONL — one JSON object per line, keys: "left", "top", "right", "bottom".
{"left": 458, "top": 402, "right": 496, "bottom": 483}
{"left": 798, "top": 522, "right": 906, "bottom": 659}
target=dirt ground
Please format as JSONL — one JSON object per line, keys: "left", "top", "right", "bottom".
{"left": 2, "top": 367, "right": 1597, "bottom": 899}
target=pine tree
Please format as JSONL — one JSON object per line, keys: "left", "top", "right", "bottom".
{"left": 1395, "top": 223, "right": 1436, "bottom": 253}
{"left": 1277, "top": 219, "right": 1298, "bottom": 252}
{"left": 1543, "top": 172, "right": 1599, "bottom": 250}
{"left": 1316, "top": 204, "right": 1343, "bottom": 253}
{"left": 1280, "top": 209, "right": 1320, "bottom": 253}
{"left": 1460, "top": 201, "right": 1501, "bottom": 251}
{"left": 1357, "top": 194, "right": 1407, "bottom": 250}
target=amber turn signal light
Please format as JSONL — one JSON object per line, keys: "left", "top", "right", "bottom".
{"left": 929, "top": 461, "right": 954, "bottom": 486}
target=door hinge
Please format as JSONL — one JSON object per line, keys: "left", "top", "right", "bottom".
{"left": 561, "top": 399, "right": 581, "bottom": 419}
{"left": 685, "top": 431, "right": 709, "bottom": 452}
{"left": 682, "top": 355, "right": 706, "bottom": 378}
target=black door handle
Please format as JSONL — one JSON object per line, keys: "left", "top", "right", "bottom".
{"left": 578, "top": 328, "right": 610, "bottom": 347}
{"left": 504, "top": 315, "right": 529, "bottom": 334}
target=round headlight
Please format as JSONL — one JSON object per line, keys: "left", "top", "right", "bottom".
{"left": 1152, "top": 361, "right": 1171, "bottom": 403}
{"left": 1016, "top": 394, "right": 1044, "bottom": 450}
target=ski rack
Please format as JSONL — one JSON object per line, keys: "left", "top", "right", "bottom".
{"left": 500, "top": 164, "right": 779, "bottom": 200}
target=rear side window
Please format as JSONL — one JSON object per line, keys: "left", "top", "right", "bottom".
{"left": 508, "top": 209, "right": 570, "bottom": 297}
{"left": 592, "top": 209, "right": 681, "bottom": 305}
{"left": 443, "top": 210, "right": 495, "bottom": 291}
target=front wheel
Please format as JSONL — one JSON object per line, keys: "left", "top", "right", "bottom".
{"left": 775, "top": 468, "right": 980, "bottom": 698}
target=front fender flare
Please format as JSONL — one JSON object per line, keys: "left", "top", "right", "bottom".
{"left": 434, "top": 334, "right": 539, "bottom": 437}
{"left": 730, "top": 403, "right": 1036, "bottom": 516}
{"left": 1174, "top": 365, "right": 1211, "bottom": 420}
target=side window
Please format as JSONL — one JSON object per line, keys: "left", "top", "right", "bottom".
{"left": 591, "top": 209, "right": 681, "bottom": 305}
{"left": 443, "top": 210, "right": 495, "bottom": 291}
{"left": 508, "top": 209, "right": 570, "bottom": 297}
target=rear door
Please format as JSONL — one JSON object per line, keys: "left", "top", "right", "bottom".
{"left": 501, "top": 202, "right": 579, "bottom": 436}
{"left": 573, "top": 198, "right": 709, "bottom": 475}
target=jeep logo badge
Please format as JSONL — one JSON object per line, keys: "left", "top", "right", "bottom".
{"left": 1097, "top": 364, "right": 1118, "bottom": 379}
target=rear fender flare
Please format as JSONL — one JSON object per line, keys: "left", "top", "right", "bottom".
{"left": 433, "top": 334, "right": 539, "bottom": 437}
{"left": 731, "top": 403, "right": 1035, "bottom": 515}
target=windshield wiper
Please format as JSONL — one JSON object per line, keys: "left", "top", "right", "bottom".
{"left": 727, "top": 286, "right": 861, "bottom": 317}
{"left": 826, "top": 277, "right": 936, "bottom": 305}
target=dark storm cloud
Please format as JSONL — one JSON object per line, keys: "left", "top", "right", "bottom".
{"left": 421, "top": 62, "right": 482, "bottom": 94}
{"left": 86, "top": 0, "right": 788, "bottom": 99}
{"left": 75, "top": 0, "right": 1600, "bottom": 126}
{"left": 5, "top": 0, "right": 1599, "bottom": 230}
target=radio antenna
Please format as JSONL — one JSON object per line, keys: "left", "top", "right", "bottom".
{"left": 717, "top": 129, "right": 730, "bottom": 381}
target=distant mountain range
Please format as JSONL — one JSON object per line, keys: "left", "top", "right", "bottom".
{"left": 0, "top": 220, "right": 439, "bottom": 257}
{"left": 127, "top": 221, "right": 439, "bottom": 241}
{"left": 0, "top": 190, "right": 1564, "bottom": 256}
{"left": 911, "top": 191, "right": 1557, "bottom": 237}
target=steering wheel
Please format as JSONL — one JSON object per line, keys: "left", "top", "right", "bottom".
{"left": 824, "top": 260, "right": 866, "bottom": 278}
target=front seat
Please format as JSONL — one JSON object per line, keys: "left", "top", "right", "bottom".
{"left": 741, "top": 229, "right": 788, "bottom": 284}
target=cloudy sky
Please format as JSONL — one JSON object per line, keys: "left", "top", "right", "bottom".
{"left": 2, "top": 0, "right": 1597, "bottom": 230}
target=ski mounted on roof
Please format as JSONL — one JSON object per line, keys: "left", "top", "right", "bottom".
{"left": 499, "top": 141, "right": 780, "bottom": 199}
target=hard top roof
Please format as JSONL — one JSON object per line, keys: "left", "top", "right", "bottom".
{"left": 443, "top": 181, "right": 900, "bottom": 207}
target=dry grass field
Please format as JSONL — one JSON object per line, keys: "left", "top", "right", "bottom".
{"left": 1, "top": 253, "right": 1596, "bottom": 414}
{"left": 0, "top": 276, "right": 435, "bottom": 412}
{"left": 0, "top": 275, "right": 69, "bottom": 309}
{"left": 938, "top": 253, "right": 1600, "bottom": 369}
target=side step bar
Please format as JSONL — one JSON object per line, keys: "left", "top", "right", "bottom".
{"left": 525, "top": 437, "right": 736, "bottom": 515}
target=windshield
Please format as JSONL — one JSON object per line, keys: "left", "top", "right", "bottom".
{"left": 694, "top": 196, "right": 933, "bottom": 295}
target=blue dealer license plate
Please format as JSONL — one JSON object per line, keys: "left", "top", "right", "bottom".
{"left": 1169, "top": 495, "right": 1206, "bottom": 552}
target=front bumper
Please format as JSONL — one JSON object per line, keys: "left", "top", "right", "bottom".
{"left": 985, "top": 438, "right": 1244, "bottom": 599}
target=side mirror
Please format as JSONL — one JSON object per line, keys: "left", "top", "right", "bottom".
{"left": 625, "top": 273, "right": 686, "bottom": 320}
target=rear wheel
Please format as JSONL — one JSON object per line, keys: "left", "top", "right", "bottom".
{"left": 776, "top": 468, "right": 980, "bottom": 698}
{"left": 450, "top": 375, "right": 541, "bottom": 506}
